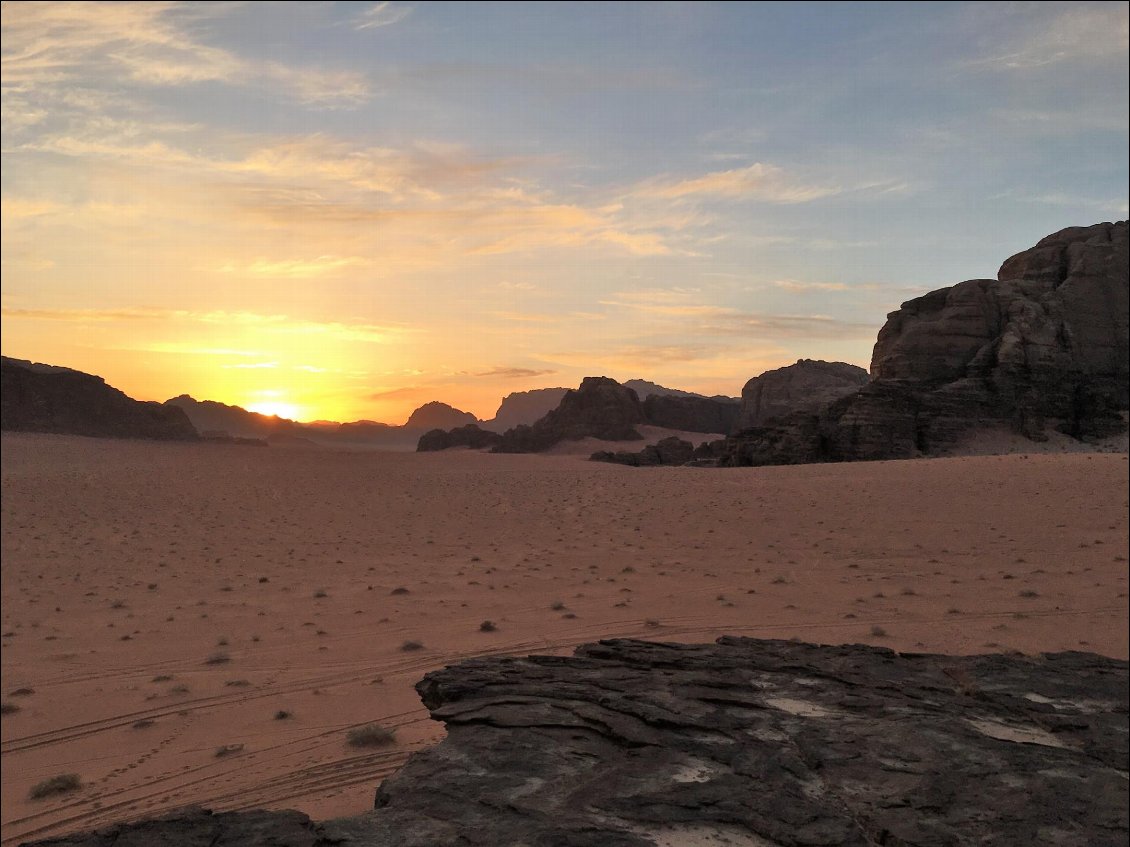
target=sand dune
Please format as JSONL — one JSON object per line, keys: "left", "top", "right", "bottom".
{"left": 1, "top": 433, "right": 1126, "bottom": 844}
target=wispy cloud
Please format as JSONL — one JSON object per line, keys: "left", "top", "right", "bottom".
{"left": 963, "top": 3, "right": 1129, "bottom": 71}
{"left": 1, "top": 306, "right": 409, "bottom": 344}
{"left": 1, "top": 1, "right": 371, "bottom": 107}
{"left": 354, "top": 2, "right": 412, "bottom": 30}
{"left": 772, "top": 279, "right": 882, "bottom": 293}
{"left": 218, "top": 256, "right": 369, "bottom": 279}
{"left": 472, "top": 366, "right": 556, "bottom": 379}
{"left": 637, "top": 162, "right": 841, "bottom": 203}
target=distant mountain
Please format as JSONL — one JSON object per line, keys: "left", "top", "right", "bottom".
{"left": 165, "top": 395, "right": 305, "bottom": 439}
{"left": 166, "top": 395, "right": 477, "bottom": 450}
{"left": 403, "top": 401, "right": 478, "bottom": 431}
{"left": 2, "top": 357, "right": 198, "bottom": 441}
{"left": 480, "top": 388, "right": 569, "bottom": 433}
{"left": 623, "top": 379, "right": 737, "bottom": 402}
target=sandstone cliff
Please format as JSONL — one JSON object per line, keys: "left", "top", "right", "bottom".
{"left": 738, "top": 359, "right": 868, "bottom": 428}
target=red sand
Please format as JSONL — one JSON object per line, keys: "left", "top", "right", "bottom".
{"left": 2, "top": 433, "right": 1127, "bottom": 844}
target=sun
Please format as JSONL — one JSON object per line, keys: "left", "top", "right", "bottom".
{"left": 246, "top": 401, "right": 302, "bottom": 421}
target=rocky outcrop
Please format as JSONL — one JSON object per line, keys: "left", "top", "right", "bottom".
{"left": 711, "top": 221, "right": 1129, "bottom": 465}
{"left": 416, "top": 424, "right": 502, "bottom": 452}
{"left": 591, "top": 436, "right": 696, "bottom": 466}
{"left": 738, "top": 359, "right": 869, "bottom": 428}
{"left": 481, "top": 387, "right": 569, "bottom": 432}
{"left": 2, "top": 358, "right": 198, "bottom": 441}
{"left": 401, "top": 401, "right": 477, "bottom": 431}
{"left": 641, "top": 394, "right": 740, "bottom": 434}
{"left": 491, "top": 376, "right": 646, "bottom": 453}
{"left": 30, "top": 638, "right": 1128, "bottom": 847}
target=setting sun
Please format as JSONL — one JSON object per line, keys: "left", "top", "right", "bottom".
{"left": 246, "top": 401, "right": 302, "bottom": 421}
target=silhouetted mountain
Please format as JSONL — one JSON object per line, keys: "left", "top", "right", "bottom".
{"left": 2, "top": 357, "right": 198, "bottom": 441}
{"left": 403, "top": 401, "right": 478, "bottom": 431}
{"left": 480, "top": 388, "right": 569, "bottom": 433}
{"left": 165, "top": 395, "right": 304, "bottom": 439}
{"left": 622, "top": 379, "right": 735, "bottom": 402}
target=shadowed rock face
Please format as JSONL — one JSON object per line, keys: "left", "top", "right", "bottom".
{"left": 591, "top": 435, "right": 696, "bottom": 466}
{"left": 641, "top": 393, "right": 740, "bottom": 434}
{"left": 27, "top": 639, "right": 1128, "bottom": 847}
{"left": 1, "top": 358, "right": 198, "bottom": 441}
{"left": 401, "top": 401, "right": 477, "bottom": 431}
{"left": 490, "top": 376, "right": 646, "bottom": 453}
{"left": 712, "top": 221, "right": 1129, "bottom": 465}
{"left": 738, "top": 359, "right": 869, "bottom": 429}
{"left": 416, "top": 423, "right": 502, "bottom": 452}
{"left": 481, "top": 387, "right": 570, "bottom": 432}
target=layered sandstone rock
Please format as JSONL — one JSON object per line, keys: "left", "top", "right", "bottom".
{"left": 737, "top": 359, "right": 868, "bottom": 428}
{"left": 29, "top": 638, "right": 1128, "bottom": 846}
{"left": 712, "top": 221, "right": 1129, "bottom": 465}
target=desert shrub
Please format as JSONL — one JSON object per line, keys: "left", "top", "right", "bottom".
{"left": 400, "top": 640, "right": 424, "bottom": 652}
{"left": 347, "top": 724, "right": 396, "bottom": 748}
{"left": 29, "top": 774, "right": 81, "bottom": 799}
{"left": 204, "top": 651, "right": 231, "bottom": 665}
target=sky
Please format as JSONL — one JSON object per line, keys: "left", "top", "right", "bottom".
{"left": 2, "top": 1, "right": 1127, "bottom": 424}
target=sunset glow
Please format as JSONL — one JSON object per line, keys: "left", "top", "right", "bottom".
{"left": 2, "top": 2, "right": 1127, "bottom": 422}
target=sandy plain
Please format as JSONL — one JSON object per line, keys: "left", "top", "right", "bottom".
{"left": 1, "top": 432, "right": 1127, "bottom": 844}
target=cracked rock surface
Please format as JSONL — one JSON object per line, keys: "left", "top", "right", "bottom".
{"left": 25, "top": 638, "right": 1130, "bottom": 847}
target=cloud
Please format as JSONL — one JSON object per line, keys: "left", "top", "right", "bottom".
{"left": 354, "top": 2, "right": 412, "bottom": 30}
{"left": 218, "top": 255, "right": 369, "bottom": 279}
{"left": 771, "top": 280, "right": 882, "bottom": 293}
{"left": 637, "top": 162, "right": 841, "bottom": 203}
{"left": 0, "top": 1, "right": 371, "bottom": 107}
{"left": 1, "top": 306, "right": 408, "bottom": 344}
{"left": 964, "top": 3, "right": 1129, "bottom": 71}
{"left": 473, "top": 367, "right": 557, "bottom": 379}
{"left": 368, "top": 385, "right": 426, "bottom": 400}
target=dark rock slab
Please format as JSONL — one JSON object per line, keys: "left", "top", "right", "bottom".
{"left": 24, "top": 639, "right": 1129, "bottom": 847}
{"left": 23, "top": 806, "right": 320, "bottom": 846}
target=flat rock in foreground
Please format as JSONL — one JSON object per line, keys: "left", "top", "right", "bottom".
{"left": 25, "top": 639, "right": 1129, "bottom": 846}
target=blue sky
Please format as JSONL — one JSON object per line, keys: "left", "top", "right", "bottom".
{"left": 2, "top": 1, "right": 1127, "bottom": 422}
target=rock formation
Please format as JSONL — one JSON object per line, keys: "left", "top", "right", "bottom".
{"left": 641, "top": 393, "right": 740, "bottom": 434}
{"left": 480, "top": 387, "right": 569, "bottom": 432}
{"left": 416, "top": 424, "right": 502, "bottom": 452}
{"left": 29, "top": 637, "right": 1128, "bottom": 846}
{"left": 737, "top": 359, "right": 869, "bottom": 428}
{"left": 711, "top": 221, "right": 1129, "bottom": 465}
{"left": 591, "top": 435, "right": 696, "bottom": 466}
{"left": 2, "top": 357, "right": 198, "bottom": 441}
{"left": 489, "top": 376, "right": 646, "bottom": 453}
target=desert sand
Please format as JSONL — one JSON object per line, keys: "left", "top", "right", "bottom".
{"left": 1, "top": 432, "right": 1127, "bottom": 845}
